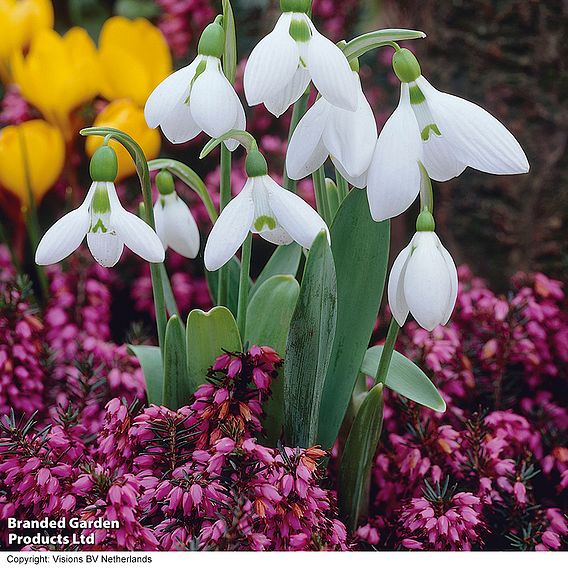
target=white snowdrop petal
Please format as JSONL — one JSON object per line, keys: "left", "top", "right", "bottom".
{"left": 153, "top": 200, "right": 167, "bottom": 245}
{"left": 204, "top": 181, "right": 255, "bottom": 271}
{"left": 285, "top": 97, "right": 329, "bottom": 180}
{"left": 422, "top": 133, "right": 467, "bottom": 182}
{"left": 190, "top": 60, "right": 238, "bottom": 138}
{"left": 403, "top": 232, "right": 452, "bottom": 331}
{"left": 244, "top": 14, "right": 299, "bottom": 106}
{"left": 163, "top": 194, "right": 200, "bottom": 259}
{"left": 35, "top": 181, "right": 96, "bottom": 265}
{"left": 224, "top": 91, "right": 247, "bottom": 151}
{"left": 417, "top": 76, "right": 529, "bottom": 175}
{"left": 259, "top": 225, "right": 294, "bottom": 246}
{"left": 144, "top": 61, "right": 197, "bottom": 129}
{"left": 160, "top": 98, "right": 201, "bottom": 144}
{"left": 307, "top": 25, "right": 358, "bottom": 111}
{"left": 330, "top": 158, "right": 368, "bottom": 189}
{"left": 87, "top": 231, "right": 124, "bottom": 268}
{"left": 264, "top": 175, "right": 329, "bottom": 249}
{"left": 323, "top": 76, "right": 377, "bottom": 178}
{"left": 437, "top": 236, "right": 458, "bottom": 324}
{"left": 105, "top": 183, "right": 164, "bottom": 263}
{"left": 264, "top": 66, "right": 310, "bottom": 117}
{"left": 387, "top": 240, "right": 413, "bottom": 327}
{"left": 367, "top": 84, "right": 423, "bottom": 221}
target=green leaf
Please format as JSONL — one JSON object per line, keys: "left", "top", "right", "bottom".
{"left": 338, "top": 384, "right": 384, "bottom": 531}
{"left": 361, "top": 346, "right": 446, "bottom": 412}
{"left": 127, "top": 345, "right": 163, "bottom": 405}
{"left": 246, "top": 275, "right": 300, "bottom": 445}
{"left": 222, "top": 0, "right": 237, "bottom": 83}
{"left": 318, "top": 189, "right": 390, "bottom": 449}
{"left": 342, "top": 28, "right": 426, "bottom": 61}
{"left": 161, "top": 264, "right": 180, "bottom": 318}
{"left": 249, "top": 243, "right": 302, "bottom": 299}
{"left": 163, "top": 315, "right": 190, "bottom": 409}
{"left": 148, "top": 158, "right": 217, "bottom": 223}
{"left": 186, "top": 306, "right": 242, "bottom": 393}
{"left": 284, "top": 232, "right": 337, "bottom": 448}
{"left": 206, "top": 258, "right": 250, "bottom": 317}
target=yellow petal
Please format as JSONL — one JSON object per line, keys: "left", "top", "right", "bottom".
{"left": 98, "top": 16, "right": 172, "bottom": 107}
{"left": 86, "top": 99, "right": 161, "bottom": 181}
{"left": 0, "top": 0, "right": 53, "bottom": 81}
{"left": 0, "top": 119, "right": 65, "bottom": 205}
{"left": 11, "top": 27, "right": 100, "bottom": 138}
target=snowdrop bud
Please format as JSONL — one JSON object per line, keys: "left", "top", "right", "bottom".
{"left": 280, "top": 0, "right": 310, "bottom": 13}
{"left": 197, "top": 19, "right": 225, "bottom": 58}
{"left": 392, "top": 48, "right": 421, "bottom": 83}
{"left": 245, "top": 148, "right": 269, "bottom": 178}
{"left": 89, "top": 145, "right": 118, "bottom": 182}
{"left": 156, "top": 170, "right": 175, "bottom": 195}
{"left": 416, "top": 209, "right": 435, "bottom": 232}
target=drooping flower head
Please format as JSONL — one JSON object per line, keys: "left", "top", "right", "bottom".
{"left": 144, "top": 17, "right": 245, "bottom": 148}
{"left": 153, "top": 170, "right": 200, "bottom": 259}
{"left": 285, "top": 57, "right": 376, "bottom": 187}
{"left": 244, "top": 0, "right": 358, "bottom": 117}
{"left": 35, "top": 145, "right": 164, "bottom": 268}
{"left": 367, "top": 48, "right": 529, "bottom": 222}
{"left": 204, "top": 146, "right": 328, "bottom": 271}
{"left": 388, "top": 209, "right": 458, "bottom": 331}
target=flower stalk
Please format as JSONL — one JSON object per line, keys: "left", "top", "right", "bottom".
{"left": 282, "top": 89, "right": 310, "bottom": 192}
{"left": 236, "top": 232, "right": 252, "bottom": 337}
{"left": 374, "top": 318, "right": 400, "bottom": 384}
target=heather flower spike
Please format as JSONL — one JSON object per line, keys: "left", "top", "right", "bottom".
{"left": 144, "top": 16, "right": 245, "bottom": 149}
{"left": 388, "top": 209, "right": 458, "bottom": 331}
{"left": 367, "top": 48, "right": 529, "bottom": 221}
{"left": 244, "top": 0, "right": 358, "bottom": 117}
{"left": 36, "top": 145, "right": 164, "bottom": 268}
{"left": 286, "top": 58, "right": 377, "bottom": 187}
{"left": 153, "top": 170, "right": 200, "bottom": 259}
{"left": 204, "top": 145, "right": 329, "bottom": 271}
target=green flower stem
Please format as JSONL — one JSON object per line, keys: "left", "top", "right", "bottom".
{"left": 236, "top": 232, "right": 252, "bottom": 338}
{"left": 283, "top": 89, "right": 310, "bottom": 192}
{"left": 335, "top": 169, "right": 350, "bottom": 202}
{"left": 160, "top": 263, "right": 181, "bottom": 319}
{"left": 312, "top": 166, "right": 331, "bottom": 224}
{"left": 374, "top": 318, "right": 400, "bottom": 384}
{"left": 18, "top": 129, "right": 48, "bottom": 300}
{"left": 217, "top": 144, "right": 232, "bottom": 307}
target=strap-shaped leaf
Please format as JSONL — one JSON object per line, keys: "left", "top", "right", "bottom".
{"left": 338, "top": 383, "right": 384, "bottom": 531}
{"left": 222, "top": 0, "right": 237, "bottom": 84}
{"left": 186, "top": 306, "right": 242, "bottom": 393}
{"left": 163, "top": 315, "right": 190, "bottom": 409}
{"left": 127, "top": 345, "right": 163, "bottom": 405}
{"left": 318, "top": 189, "right": 390, "bottom": 449}
{"left": 246, "top": 275, "right": 300, "bottom": 445}
{"left": 148, "top": 158, "right": 217, "bottom": 222}
{"left": 206, "top": 258, "right": 251, "bottom": 317}
{"left": 361, "top": 346, "right": 446, "bottom": 412}
{"left": 249, "top": 243, "right": 302, "bottom": 299}
{"left": 284, "top": 231, "right": 337, "bottom": 448}
{"left": 342, "top": 28, "right": 426, "bottom": 61}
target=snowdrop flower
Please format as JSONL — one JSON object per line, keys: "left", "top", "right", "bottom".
{"left": 244, "top": 0, "right": 358, "bottom": 117}
{"left": 144, "top": 18, "right": 245, "bottom": 149}
{"left": 35, "top": 146, "right": 164, "bottom": 268}
{"left": 388, "top": 210, "right": 457, "bottom": 331}
{"left": 367, "top": 48, "right": 529, "bottom": 222}
{"left": 285, "top": 61, "right": 377, "bottom": 188}
{"left": 204, "top": 148, "right": 328, "bottom": 271}
{"left": 153, "top": 170, "right": 200, "bottom": 258}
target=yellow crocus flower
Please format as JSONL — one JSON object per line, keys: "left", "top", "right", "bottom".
{"left": 98, "top": 17, "right": 172, "bottom": 108}
{"left": 11, "top": 27, "right": 100, "bottom": 139}
{"left": 86, "top": 99, "right": 161, "bottom": 181}
{"left": 0, "top": 0, "right": 53, "bottom": 82}
{"left": 0, "top": 119, "right": 65, "bottom": 205}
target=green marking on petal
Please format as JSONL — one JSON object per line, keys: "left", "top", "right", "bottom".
{"left": 409, "top": 84, "right": 425, "bottom": 105}
{"left": 91, "top": 184, "right": 111, "bottom": 215}
{"left": 289, "top": 17, "right": 310, "bottom": 43}
{"left": 90, "top": 218, "right": 108, "bottom": 234}
{"left": 254, "top": 215, "right": 277, "bottom": 231}
{"left": 421, "top": 123, "right": 441, "bottom": 141}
